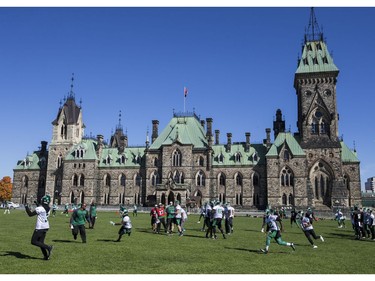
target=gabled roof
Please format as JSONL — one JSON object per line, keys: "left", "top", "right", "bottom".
{"left": 212, "top": 143, "right": 267, "bottom": 166}
{"left": 340, "top": 141, "right": 360, "bottom": 163}
{"left": 266, "top": 132, "right": 305, "bottom": 157}
{"left": 52, "top": 97, "right": 82, "bottom": 125}
{"left": 296, "top": 41, "right": 339, "bottom": 74}
{"left": 149, "top": 114, "right": 208, "bottom": 150}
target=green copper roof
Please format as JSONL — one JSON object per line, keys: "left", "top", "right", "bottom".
{"left": 296, "top": 41, "right": 339, "bottom": 74}
{"left": 266, "top": 132, "right": 305, "bottom": 157}
{"left": 98, "top": 146, "right": 145, "bottom": 168}
{"left": 340, "top": 141, "right": 360, "bottom": 163}
{"left": 65, "top": 139, "right": 98, "bottom": 161}
{"left": 149, "top": 114, "right": 208, "bottom": 150}
{"left": 14, "top": 151, "right": 47, "bottom": 171}
{"left": 212, "top": 143, "right": 267, "bottom": 166}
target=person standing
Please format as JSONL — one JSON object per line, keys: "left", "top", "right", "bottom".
{"left": 260, "top": 209, "right": 295, "bottom": 254}
{"left": 113, "top": 210, "right": 132, "bottom": 242}
{"left": 174, "top": 200, "right": 184, "bottom": 236}
{"left": 156, "top": 203, "right": 167, "bottom": 234}
{"left": 290, "top": 208, "right": 299, "bottom": 228}
{"left": 25, "top": 195, "right": 53, "bottom": 260}
{"left": 225, "top": 203, "right": 235, "bottom": 234}
{"left": 133, "top": 204, "right": 138, "bottom": 217}
{"left": 369, "top": 209, "right": 375, "bottom": 240}
{"left": 301, "top": 213, "right": 325, "bottom": 248}
{"left": 181, "top": 206, "right": 188, "bottom": 232}
{"left": 51, "top": 200, "right": 58, "bottom": 217}
{"left": 166, "top": 201, "right": 176, "bottom": 234}
{"left": 70, "top": 203, "right": 90, "bottom": 243}
{"left": 150, "top": 204, "right": 158, "bottom": 233}
{"left": 89, "top": 201, "right": 97, "bottom": 229}
{"left": 4, "top": 200, "right": 10, "bottom": 214}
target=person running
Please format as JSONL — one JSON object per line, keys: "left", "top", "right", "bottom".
{"left": 211, "top": 201, "right": 226, "bottom": 239}
{"left": 112, "top": 210, "right": 132, "bottom": 242}
{"left": 205, "top": 201, "right": 214, "bottom": 238}
{"left": 181, "top": 206, "right": 188, "bottom": 232}
{"left": 260, "top": 209, "right": 295, "bottom": 254}
{"left": 25, "top": 195, "right": 53, "bottom": 260}
{"left": 306, "top": 207, "right": 318, "bottom": 224}
{"left": 301, "top": 212, "right": 325, "bottom": 248}
{"left": 62, "top": 203, "right": 69, "bottom": 217}
{"left": 335, "top": 209, "right": 346, "bottom": 228}
{"left": 290, "top": 208, "right": 299, "bottom": 228}
{"left": 156, "top": 203, "right": 167, "bottom": 234}
{"left": 197, "top": 203, "right": 206, "bottom": 224}
{"left": 51, "top": 201, "right": 58, "bottom": 217}
{"left": 89, "top": 200, "right": 97, "bottom": 229}
{"left": 70, "top": 203, "right": 90, "bottom": 243}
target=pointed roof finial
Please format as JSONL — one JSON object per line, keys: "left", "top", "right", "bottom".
{"left": 68, "top": 73, "right": 75, "bottom": 100}
{"left": 305, "top": 7, "right": 324, "bottom": 43}
{"left": 116, "top": 110, "right": 123, "bottom": 131}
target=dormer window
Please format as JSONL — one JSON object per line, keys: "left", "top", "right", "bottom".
{"left": 218, "top": 153, "right": 224, "bottom": 163}
{"left": 253, "top": 152, "right": 258, "bottom": 162}
{"left": 120, "top": 155, "right": 127, "bottom": 164}
{"left": 235, "top": 152, "right": 242, "bottom": 163}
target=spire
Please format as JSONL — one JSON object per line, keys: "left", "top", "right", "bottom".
{"left": 116, "top": 110, "right": 123, "bottom": 131}
{"left": 304, "top": 7, "right": 324, "bottom": 43}
{"left": 67, "top": 73, "right": 75, "bottom": 100}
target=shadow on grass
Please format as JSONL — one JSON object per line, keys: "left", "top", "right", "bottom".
{"left": 97, "top": 239, "right": 117, "bottom": 242}
{"left": 224, "top": 247, "right": 292, "bottom": 254}
{"left": 52, "top": 239, "right": 79, "bottom": 243}
{"left": 0, "top": 251, "right": 39, "bottom": 260}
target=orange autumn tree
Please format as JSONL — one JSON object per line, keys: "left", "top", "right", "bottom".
{"left": 0, "top": 176, "right": 12, "bottom": 201}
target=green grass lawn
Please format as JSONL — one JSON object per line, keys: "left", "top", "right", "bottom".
{"left": 0, "top": 209, "right": 374, "bottom": 274}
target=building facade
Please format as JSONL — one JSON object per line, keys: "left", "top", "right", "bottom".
{"left": 365, "top": 177, "right": 375, "bottom": 193}
{"left": 12, "top": 11, "right": 362, "bottom": 211}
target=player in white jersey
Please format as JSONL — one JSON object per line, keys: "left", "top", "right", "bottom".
{"left": 301, "top": 213, "right": 325, "bottom": 248}
{"left": 260, "top": 209, "right": 295, "bottom": 254}
{"left": 25, "top": 195, "right": 53, "bottom": 260}
{"left": 211, "top": 201, "right": 226, "bottom": 239}
{"left": 113, "top": 210, "right": 132, "bottom": 242}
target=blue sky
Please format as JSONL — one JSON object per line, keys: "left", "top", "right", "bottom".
{"left": 0, "top": 7, "right": 374, "bottom": 190}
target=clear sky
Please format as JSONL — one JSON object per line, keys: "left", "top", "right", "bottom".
{"left": 0, "top": 6, "right": 374, "bottom": 190}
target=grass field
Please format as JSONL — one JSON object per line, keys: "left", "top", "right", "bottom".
{"left": 0, "top": 209, "right": 374, "bottom": 274}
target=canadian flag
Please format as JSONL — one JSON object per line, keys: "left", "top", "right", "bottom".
{"left": 184, "top": 87, "right": 188, "bottom": 97}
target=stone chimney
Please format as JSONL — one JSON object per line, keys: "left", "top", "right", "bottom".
{"left": 152, "top": 120, "right": 159, "bottom": 143}
{"left": 96, "top": 134, "right": 104, "bottom": 157}
{"left": 245, "top": 132, "right": 250, "bottom": 152}
{"left": 40, "top": 141, "right": 48, "bottom": 156}
{"left": 215, "top": 130, "right": 220, "bottom": 145}
{"left": 265, "top": 128, "right": 271, "bottom": 147}
{"left": 226, "top": 133, "right": 232, "bottom": 152}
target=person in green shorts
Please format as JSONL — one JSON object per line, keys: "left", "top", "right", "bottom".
{"left": 260, "top": 209, "right": 295, "bottom": 254}
{"left": 166, "top": 201, "right": 175, "bottom": 234}
{"left": 70, "top": 203, "right": 90, "bottom": 243}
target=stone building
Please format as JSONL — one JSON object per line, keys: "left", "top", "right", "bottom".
{"left": 12, "top": 10, "right": 362, "bottom": 211}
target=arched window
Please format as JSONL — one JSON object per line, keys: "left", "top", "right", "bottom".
{"left": 311, "top": 109, "right": 329, "bottom": 135}
{"left": 288, "top": 193, "right": 294, "bottom": 206}
{"left": 73, "top": 174, "right": 78, "bottom": 186}
{"left": 172, "top": 150, "right": 182, "bottom": 166}
{"left": 252, "top": 152, "right": 259, "bottom": 162}
{"left": 105, "top": 174, "right": 111, "bottom": 187}
{"left": 281, "top": 167, "right": 294, "bottom": 187}
{"left": 151, "top": 171, "right": 159, "bottom": 186}
{"left": 135, "top": 173, "right": 142, "bottom": 187}
{"left": 120, "top": 174, "right": 126, "bottom": 187}
{"left": 79, "top": 174, "right": 85, "bottom": 186}
{"left": 282, "top": 193, "right": 287, "bottom": 205}
{"left": 153, "top": 157, "right": 158, "bottom": 167}
{"left": 196, "top": 171, "right": 206, "bottom": 186}
{"left": 235, "top": 173, "right": 243, "bottom": 186}
{"left": 219, "top": 173, "right": 226, "bottom": 186}
{"left": 57, "top": 154, "right": 63, "bottom": 168}
{"left": 253, "top": 172, "right": 259, "bottom": 186}
{"left": 120, "top": 155, "right": 126, "bottom": 164}
{"left": 198, "top": 156, "right": 204, "bottom": 166}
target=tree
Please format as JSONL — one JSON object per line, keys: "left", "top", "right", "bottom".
{"left": 0, "top": 176, "right": 12, "bottom": 201}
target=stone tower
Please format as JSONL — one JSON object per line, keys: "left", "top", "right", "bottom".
{"left": 45, "top": 76, "right": 85, "bottom": 202}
